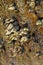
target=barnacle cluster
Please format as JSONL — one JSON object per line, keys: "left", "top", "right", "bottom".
{"left": 0, "top": 0, "right": 43, "bottom": 65}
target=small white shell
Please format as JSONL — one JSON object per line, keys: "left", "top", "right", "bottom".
{"left": 6, "top": 30, "right": 11, "bottom": 35}
{"left": 19, "top": 31, "right": 27, "bottom": 35}
{"left": 29, "top": 1, "right": 35, "bottom": 8}
{"left": 9, "top": 19, "right": 14, "bottom": 22}
{"left": 5, "top": 18, "right": 14, "bottom": 24}
{"left": 36, "top": 53, "right": 39, "bottom": 56}
{"left": 6, "top": 29, "right": 14, "bottom": 35}
{"left": 24, "top": 28, "right": 28, "bottom": 31}
{"left": 7, "top": 24, "right": 13, "bottom": 30}
{"left": 8, "top": 6, "right": 15, "bottom": 10}
{"left": 36, "top": 20, "right": 42, "bottom": 25}
{"left": 21, "top": 36, "right": 28, "bottom": 43}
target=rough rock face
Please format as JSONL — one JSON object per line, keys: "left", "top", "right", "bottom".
{"left": 0, "top": 0, "right": 43, "bottom": 65}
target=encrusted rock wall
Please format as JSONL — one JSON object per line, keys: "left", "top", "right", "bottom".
{"left": 0, "top": 0, "right": 43, "bottom": 65}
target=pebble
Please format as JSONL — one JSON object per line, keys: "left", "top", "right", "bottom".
{"left": 11, "top": 17, "right": 21, "bottom": 31}
{"left": 15, "top": 25, "right": 21, "bottom": 31}
{"left": 13, "top": 21, "right": 19, "bottom": 26}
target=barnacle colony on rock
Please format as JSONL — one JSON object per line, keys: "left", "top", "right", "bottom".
{"left": 0, "top": 0, "right": 43, "bottom": 65}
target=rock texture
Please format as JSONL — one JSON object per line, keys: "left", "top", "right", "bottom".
{"left": 0, "top": 0, "right": 43, "bottom": 65}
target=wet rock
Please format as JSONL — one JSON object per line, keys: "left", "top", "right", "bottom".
{"left": 10, "top": 16, "right": 21, "bottom": 31}
{"left": 15, "top": 25, "right": 21, "bottom": 31}
{"left": 13, "top": 21, "right": 19, "bottom": 26}
{"left": 0, "top": 0, "right": 43, "bottom": 65}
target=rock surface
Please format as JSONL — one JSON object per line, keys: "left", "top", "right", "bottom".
{"left": 0, "top": 0, "right": 43, "bottom": 65}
